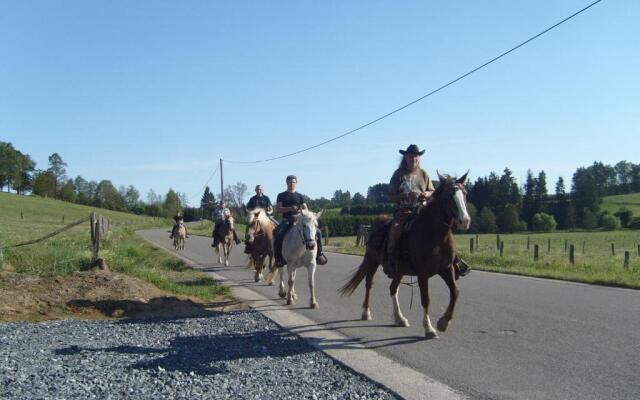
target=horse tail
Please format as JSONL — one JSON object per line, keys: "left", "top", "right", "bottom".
{"left": 339, "top": 253, "right": 373, "bottom": 296}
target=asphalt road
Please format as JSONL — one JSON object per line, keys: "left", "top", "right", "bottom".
{"left": 140, "top": 229, "right": 640, "bottom": 400}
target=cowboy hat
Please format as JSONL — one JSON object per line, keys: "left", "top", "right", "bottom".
{"left": 399, "top": 144, "right": 425, "bottom": 156}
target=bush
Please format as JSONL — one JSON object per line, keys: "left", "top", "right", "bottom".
{"left": 531, "top": 213, "right": 557, "bottom": 232}
{"left": 320, "top": 215, "right": 381, "bottom": 236}
{"left": 628, "top": 217, "right": 640, "bottom": 229}
{"left": 614, "top": 208, "right": 633, "bottom": 228}
{"left": 581, "top": 209, "right": 598, "bottom": 231}
{"left": 342, "top": 204, "right": 396, "bottom": 216}
{"left": 601, "top": 214, "right": 621, "bottom": 231}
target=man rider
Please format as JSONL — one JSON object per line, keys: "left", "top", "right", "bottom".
{"left": 169, "top": 213, "right": 187, "bottom": 239}
{"left": 244, "top": 184, "right": 276, "bottom": 254}
{"left": 273, "top": 175, "right": 327, "bottom": 268}
{"left": 211, "top": 201, "right": 242, "bottom": 247}
{"left": 386, "top": 144, "right": 471, "bottom": 278}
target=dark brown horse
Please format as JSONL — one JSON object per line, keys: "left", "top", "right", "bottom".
{"left": 245, "top": 208, "right": 276, "bottom": 282}
{"left": 339, "top": 172, "right": 470, "bottom": 338}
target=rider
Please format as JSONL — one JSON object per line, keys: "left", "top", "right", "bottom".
{"left": 211, "top": 201, "right": 242, "bottom": 247}
{"left": 386, "top": 144, "right": 471, "bottom": 278}
{"left": 273, "top": 175, "right": 327, "bottom": 268}
{"left": 169, "top": 213, "right": 187, "bottom": 239}
{"left": 244, "top": 184, "right": 277, "bottom": 254}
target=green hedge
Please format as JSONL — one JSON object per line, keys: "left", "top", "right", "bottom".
{"left": 320, "top": 215, "right": 381, "bottom": 236}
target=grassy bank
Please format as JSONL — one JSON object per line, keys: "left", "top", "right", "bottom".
{"left": 325, "top": 230, "right": 640, "bottom": 289}
{"left": 0, "top": 192, "right": 228, "bottom": 300}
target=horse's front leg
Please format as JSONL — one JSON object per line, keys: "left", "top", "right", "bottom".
{"left": 215, "top": 245, "right": 222, "bottom": 264}
{"left": 267, "top": 253, "right": 274, "bottom": 286}
{"left": 418, "top": 274, "right": 438, "bottom": 338}
{"left": 308, "top": 262, "right": 318, "bottom": 309}
{"left": 287, "top": 268, "right": 297, "bottom": 305}
{"left": 437, "top": 266, "right": 459, "bottom": 332}
{"left": 390, "top": 275, "right": 409, "bottom": 327}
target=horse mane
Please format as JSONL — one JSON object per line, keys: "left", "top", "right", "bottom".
{"left": 297, "top": 209, "right": 318, "bottom": 225}
{"left": 248, "top": 207, "right": 271, "bottom": 226}
{"left": 416, "top": 174, "right": 456, "bottom": 216}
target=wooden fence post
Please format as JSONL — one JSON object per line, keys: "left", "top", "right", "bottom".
{"left": 637, "top": 244, "right": 640, "bottom": 257}
{"left": 500, "top": 241, "right": 504, "bottom": 257}
{"left": 21, "top": 211, "right": 23, "bottom": 220}
{"left": 62, "top": 216, "right": 65, "bottom": 223}
{"left": 569, "top": 245, "right": 575, "bottom": 265}
{"left": 548, "top": 239, "right": 551, "bottom": 253}
{"left": 611, "top": 243, "right": 615, "bottom": 256}
{"left": 92, "top": 219, "right": 101, "bottom": 261}
{"left": 582, "top": 241, "right": 586, "bottom": 254}
{"left": 527, "top": 236, "right": 530, "bottom": 250}
{"left": 470, "top": 238, "right": 474, "bottom": 253}
{"left": 90, "top": 212, "right": 96, "bottom": 245}
{"left": 496, "top": 234, "right": 500, "bottom": 251}
{"left": 564, "top": 239, "right": 567, "bottom": 253}
{"left": 624, "top": 251, "right": 630, "bottom": 269}
{"left": 534, "top": 245, "right": 539, "bottom": 261}
{"left": 475, "top": 233, "right": 479, "bottom": 250}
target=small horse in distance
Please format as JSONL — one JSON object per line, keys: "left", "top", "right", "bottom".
{"left": 245, "top": 208, "right": 276, "bottom": 282}
{"left": 267, "top": 209, "right": 323, "bottom": 308}
{"left": 214, "top": 210, "right": 236, "bottom": 266}
{"left": 340, "top": 172, "right": 471, "bottom": 338}
{"left": 173, "top": 224, "right": 186, "bottom": 251}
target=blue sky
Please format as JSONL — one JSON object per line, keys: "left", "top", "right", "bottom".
{"left": 1, "top": 1, "right": 638, "bottom": 206}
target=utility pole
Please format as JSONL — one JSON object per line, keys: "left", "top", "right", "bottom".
{"left": 219, "top": 158, "right": 224, "bottom": 203}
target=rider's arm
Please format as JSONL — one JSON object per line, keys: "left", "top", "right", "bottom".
{"left": 276, "top": 201, "right": 298, "bottom": 214}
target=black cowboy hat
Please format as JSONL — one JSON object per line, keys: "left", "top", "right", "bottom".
{"left": 399, "top": 144, "right": 425, "bottom": 156}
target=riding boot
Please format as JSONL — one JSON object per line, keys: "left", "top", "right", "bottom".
{"left": 315, "top": 230, "right": 327, "bottom": 265}
{"left": 453, "top": 255, "right": 471, "bottom": 279}
{"left": 233, "top": 230, "right": 242, "bottom": 245}
{"left": 244, "top": 242, "right": 252, "bottom": 254}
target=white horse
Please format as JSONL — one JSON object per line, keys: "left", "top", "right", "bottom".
{"left": 271, "top": 209, "right": 323, "bottom": 309}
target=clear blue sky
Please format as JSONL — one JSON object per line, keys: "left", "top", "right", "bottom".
{"left": 1, "top": 1, "right": 638, "bottom": 206}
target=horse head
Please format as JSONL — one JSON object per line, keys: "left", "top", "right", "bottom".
{"left": 245, "top": 208, "right": 269, "bottom": 244}
{"left": 435, "top": 170, "right": 471, "bottom": 230}
{"left": 296, "top": 209, "right": 322, "bottom": 250}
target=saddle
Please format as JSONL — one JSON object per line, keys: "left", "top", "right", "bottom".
{"left": 374, "top": 215, "right": 419, "bottom": 278}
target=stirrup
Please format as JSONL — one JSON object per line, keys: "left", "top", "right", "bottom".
{"left": 454, "top": 257, "right": 471, "bottom": 278}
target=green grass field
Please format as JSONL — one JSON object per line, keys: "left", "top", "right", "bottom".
{"left": 325, "top": 230, "right": 640, "bottom": 289}
{"left": 0, "top": 192, "right": 228, "bottom": 299}
{"left": 601, "top": 193, "right": 640, "bottom": 215}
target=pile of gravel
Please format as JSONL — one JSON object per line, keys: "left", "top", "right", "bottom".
{"left": 0, "top": 309, "right": 399, "bottom": 399}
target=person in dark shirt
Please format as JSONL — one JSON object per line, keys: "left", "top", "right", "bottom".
{"left": 273, "top": 175, "right": 327, "bottom": 267}
{"left": 169, "top": 213, "right": 187, "bottom": 239}
{"left": 244, "top": 184, "right": 275, "bottom": 254}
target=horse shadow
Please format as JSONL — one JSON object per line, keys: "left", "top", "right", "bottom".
{"left": 54, "top": 319, "right": 315, "bottom": 376}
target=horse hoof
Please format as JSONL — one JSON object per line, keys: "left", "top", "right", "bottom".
{"left": 361, "top": 311, "right": 372, "bottom": 321}
{"left": 425, "top": 331, "right": 439, "bottom": 339}
{"left": 287, "top": 299, "right": 294, "bottom": 305}
{"left": 437, "top": 317, "right": 450, "bottom": 332}
{"left": 269, "top": 281, "right": 274, "bottom": 286}
{"left": 311, "top": 302, "right": 319, "bottom": 309}
{"left": 396, "top": 319, "right": 410, "bottom": 327}
{"left": 278, "top": 291, "right": 286, "bottom": 299}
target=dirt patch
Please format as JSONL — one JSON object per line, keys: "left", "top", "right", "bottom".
{"left": 0, "top": 269, "right": 246, "bottom": 323}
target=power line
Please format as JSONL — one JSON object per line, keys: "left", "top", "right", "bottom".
{"left": 223, "top": 0, "right": 603, "bottom": 165}
{"left": 191, "top": 163, "right": 220, "bottom": 204}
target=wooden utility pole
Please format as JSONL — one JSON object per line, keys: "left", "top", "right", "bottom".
{"left": 220, "top": 158, "right": 224, "bottom": 203}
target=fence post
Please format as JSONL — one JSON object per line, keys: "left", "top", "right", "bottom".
{"left": 475, "top": 234, "right": 479, "bottom": 250}
{"left": 569, "top": 245, "right": 575, "bottom": 265}
{"left": 90, "top": 212, "right": 96, "bottom": 245}
{"left": 624, "top": 251, "right": 630, "bottom": 269}
{"left": 611, "top": 243, "right": 615, "bottom": 256}
{"left": 637, "top": 244, "right": 640, "bottom": 257}
{"left": 92, "top": 219, "right": 101, "bottom": 262}
{"left": 564, "top": 239, "right": 567, "bottom": 253}
{"left": 496, "top": 234, "right": 500, "bottom": 251}
{"left": 583, "top": 241, "right": 586, "bottom": 254}
{"left": 470, "top": 238, "right": 474, "bottom": 253}
{"left": 500, "top": 241, "right": 504, "bottom": 257}
{"left": 548, "top": 239, "right": 551, "bottom": 253}
{"left": 527, "top": 236, "right": 530, "bottom": 250}
{"left": 62, "top": 215, "right": 65, "bottom": 223}
{"left": 21, "top": 211, "right": 23, "bottom": 220}
{"left": 534, "top": 245, "right": 539, "bottom": 261}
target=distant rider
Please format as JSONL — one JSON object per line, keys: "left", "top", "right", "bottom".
{"left": 169, "top": 213, "right": 188, "bottom": 239}
{"left": 211, "top": 201, "right": 242, "bottom": 247}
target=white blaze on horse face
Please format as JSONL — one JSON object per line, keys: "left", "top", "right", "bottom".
{"left": 453, "top": 188, "right": 471, "bottom": 230}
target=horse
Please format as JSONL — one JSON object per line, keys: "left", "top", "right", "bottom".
{"left": 214, "top": 212, "right": 235, "bottom": 266}
{"left": 245, "top": 208, "right": 276, "bottom": 282}
{"left": 267, "top": 209, "right": 323, "bottom": 308}
{"left": 173, "top": 224, "right": 186, "bottom": 250}
{"left": 339, "top": 172, "right": 470, "bottom": 338}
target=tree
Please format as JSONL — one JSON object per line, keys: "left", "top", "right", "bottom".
{"left": 332, "top": 189, "right": 352, "bottom": 208}
{"left": 601, "top": 214, "right": 621, "bottom": 231}
{"left": 163, "top": 189, "right": 182, "bottom": 218}
{"left": 496, "top": 203, "right": 524, "bottom": 233}
{"left": 555, "top": 177, "right": 566, "bottom": 198}
{"left": 572, "top": 167, "right": 599, "bottom": 215}
{"left": 352, "top": 192, "right": 366, "bottom": 206}
{"left": 521, "top": 170, "right": 537, "bottom": 225}
{"left": 32, "top": 170, "right": 57, "bottom": 197}
{"left": 581, "top": 209, "right": 598, "bottom": 231}
{"left": 96, "top": 180, "right": 126, "bottom": 210}
{"left": 59, "top": 179, "right": 77, "bottom": 202}
{"left": 613, "top": 208, "right": 632, "bottom": 228}
{"left": 531, "top": 213, "right": 556, "bottom": 232}
{"left": 534, "top": 170, "right": 548, "bottom": 214}
{"left": 47, "top": 153, "right": 67, "bottom": 191}
{"left": 477, "top": 207, "right": 497, "bottom": 233}
{"left": 200, "top": 186, "right": 216, "bottom": 220}
{"left": 123, "top": 185, "right": 141, "bottom": 211}
{"left": 225, "top": 181, "right": 247, "bottom": 207}
{"left": 366, "top": 183, "right": 390, "bottom": 204}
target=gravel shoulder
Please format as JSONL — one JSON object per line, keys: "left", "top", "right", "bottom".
{"left": 1, "top": 310, "right": 399, "bottom": 400}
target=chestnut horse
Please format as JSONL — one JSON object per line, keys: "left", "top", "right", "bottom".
{"left": 245, "top": 208, "right": 276, "bottom": 282}
{"left": 339, "top": 172, "right": 470, "bottom": 338}
{"left": 214, "top": 215, "right": 235, "bottom": 266}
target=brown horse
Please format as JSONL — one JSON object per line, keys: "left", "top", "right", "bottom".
{"left": 339, "top": 172, "right": 470, "bottom": 338}
{"left": 245, "top": 208, "right": 276, "bottom": 282}
{"left": 173, "top": 224, "right": 186, "bottom": 250}
{"left": 214, "top": 216, "right": 235, "bottom": 266}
